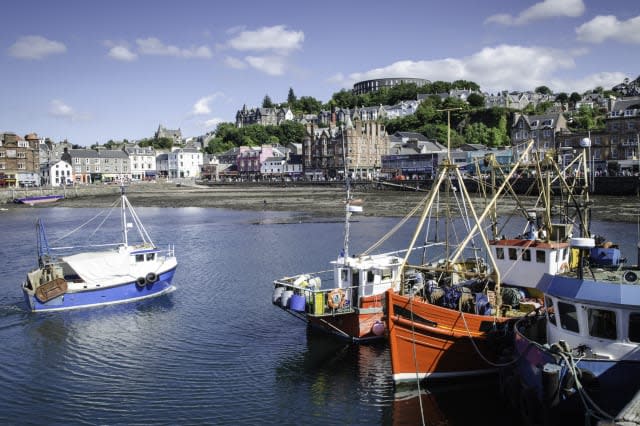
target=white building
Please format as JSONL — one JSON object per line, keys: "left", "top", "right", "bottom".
{"left": 49, "top": 160, "right": 73, "bottom": 186}
{"left": 168, "top": 147, "right": 203, "bottom": 179}
{"left": 260, "top": 156, "right": 286, "bottom": 177}
{"left": 125, "top": 145, "right": 157, "bottom": 180}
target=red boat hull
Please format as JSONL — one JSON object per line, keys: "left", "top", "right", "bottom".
{"left": 308, "top": 294, "right": 387, "bottom": 342}
{"left": 385, "top": 289, "right": 513, "bottom": 382}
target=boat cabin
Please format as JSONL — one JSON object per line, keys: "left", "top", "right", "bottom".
{"left": 331, "top": 253, "right": 403, "bottom": 300}
{"left": 491, "top": 238, "right": 570, "bottom": 289}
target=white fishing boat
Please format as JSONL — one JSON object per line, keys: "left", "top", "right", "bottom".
{"left": 22, "top": 186, "right": 177, "bottom": 312}
{"left": 272, "top": 125, "right": 405, "bottom": 342}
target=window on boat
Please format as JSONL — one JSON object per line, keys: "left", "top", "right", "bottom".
{"left": 588, "top": 308, "right": 617, "bottom": 340}
{"left": 508, "top": 248, "right": 517, "bottom": 260}
{"left": 381, "top": 268, "right": 392, "bottom": 280}
{"left": 146, "top": 253, "right": 155, "bottom": 261}
{"left": 558, "top": 302, "right": 579, "bottom": 333}
{"left": 496, "top": 247, "right": 504, "bottom": 260}
{"left": 629, "top": 313, "right": 640, "bottom": 343}
{"left": 522, "top": 249, "right": 531, "bottom": 261}
{"left": 341, "top": 269, "right": 349, "bottom": 283}
{"left": 135, "top": 254, "right": 144, "bottom": 263}
{"left": 536, "top": 250, "right": 545, "bottom": 263}
{"left": 367, "top": 270, "right": 375, "bottom": 283}
{"left": 545, "top": 296, "right": 556, "bottom": 326}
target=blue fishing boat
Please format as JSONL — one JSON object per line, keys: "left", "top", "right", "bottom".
{"left": 21, "top": 187, "right": 177, "bottom": 312}
{"left": 503, "top": 236, "right": 640, "bottom": 425}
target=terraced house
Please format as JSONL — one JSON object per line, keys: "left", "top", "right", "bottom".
{"left": 69, "top": 148, "right": 130, "bottom": 184}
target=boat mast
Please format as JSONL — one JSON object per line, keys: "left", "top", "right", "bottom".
{"left": 121, "top": 185, "right": 128, "bottom": 247}
{"left": 342, "top": 125, "right": 351, "bottom": 260}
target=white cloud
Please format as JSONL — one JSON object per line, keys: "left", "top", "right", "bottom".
{"left": 203, "top": 117, "right": 223, "bottom": 129}
{"left": 244, "top": 55, "right": 286, "bottom": 76}
{"left": 192, "top": 94, "right": 222, "bottom": 115}
{"left": 485, "top": 0, "right": 585, "bottom": 26}
{"left": 228, "top": 25, "right": 304, "bottom": 52}
{"left": 224, "top": 56, "right": 247, "bottom": 69}
{"left": 108, "top": 45, "right": 138, "bottom": 61}
{"left": 576, "top": 15, "right": 640, "bottom": 44}
{"left": 49, "top": 99, "right": 89, "bottom": 121}
{"left": 8, "top": 35, "right": 67, "bottom": 60}
{"left": 336, "top": 44, "right": 622, "bottom": 94}
{"left": 136, "top": 37, "right": 212, "bottom": 58}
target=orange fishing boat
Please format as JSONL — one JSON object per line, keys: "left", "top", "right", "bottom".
{"left": 385, "top": 135, "right": 536, "bottom": 383}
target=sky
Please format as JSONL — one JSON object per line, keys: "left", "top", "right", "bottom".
{"left": 2, "top": 0, "right": 638, "bottom": 146}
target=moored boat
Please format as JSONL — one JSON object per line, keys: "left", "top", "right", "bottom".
{"left": 21, "top": 186, "right": 177, "bottom": 312}
{"left": 385, "top": 138, "right": 538, "bottom": 383}
{"left": 502, "top": 236, "right": 640, "bottom": 425}
{"left": 14, "top": 194, "right": 64, "bottom": 205}
{"left": 272, "top": 125, "right": 407, "bottom": 342}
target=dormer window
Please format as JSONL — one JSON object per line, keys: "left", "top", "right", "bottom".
{"left": 530, "top": 120, "right": 539, "bottom": 127}
{"left": 542, "top": 119, "right": 553, "bottom": 126}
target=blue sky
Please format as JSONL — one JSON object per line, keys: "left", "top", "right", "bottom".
{"left": 2, "top": 0, "right": 638, "bottom": 145}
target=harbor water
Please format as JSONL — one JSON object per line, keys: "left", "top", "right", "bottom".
{"left": 0, "top": 206, "right": 638, "bottom": 425}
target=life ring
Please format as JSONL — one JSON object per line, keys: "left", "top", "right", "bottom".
{"left": 327, "top": 288, "right": 345, "bottom": 309}
{"left": 145, "top": 272, "right": 158, "bottom": 284}
{"left": 136, "top": 277, "right": 147, "bottom": 288}
{"left": 559, "top": 262, "right": 569, "bottom": 273}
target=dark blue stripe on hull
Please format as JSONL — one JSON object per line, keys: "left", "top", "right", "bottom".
{"left": 24, "top": 268, "right": 177, "bottom": 312}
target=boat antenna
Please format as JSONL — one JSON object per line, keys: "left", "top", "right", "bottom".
{"left": 342, "top": 125, "right": 351, "bottom": 260}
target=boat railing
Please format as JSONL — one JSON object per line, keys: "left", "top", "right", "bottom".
{"left": 273, "top": 271, "right": 357, "bottom": 317}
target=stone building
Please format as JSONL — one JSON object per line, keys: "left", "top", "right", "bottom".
{"left": 235, "top": 105, "right": 293, "bottom": 128}
{"left": 302, "top": 115, "right": 389, "bottom": 179}
{"left": 155, "top": 124, "right": 182, "bottom": 144}
{"left": 0, "top": 132, "right": 40, "bottom": 187}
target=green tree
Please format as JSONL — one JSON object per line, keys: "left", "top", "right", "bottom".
{"left": 452, "top": 80, "right": 480, "bottom": 91}
{"left": 555, "top": 92, "right": 569, "bottom": 108}
{"left": 535, "top": 86, "right": 552, "bottom": 95}
{"left": 569, "top": 92, "right": 582, "bottom": 107}
{"left": 331, "top": 89, "right": 360, "bottom": 109}
{"left": 467, "top": 93, "right": 485, "bottom": 108}
{"left": 296, "top": 96, "right": 323, "bottom": 114}
{"left": 287, "top": 87, "right": 297, "bottom": 106}
{"left": 206, "top": 137, "right": 234, "bottom": 154}
{"left": 262, "top": 95, "right": 274, "bottom": 108}
{"left": 155, "top": 137, "right": 173, "bottom": 150}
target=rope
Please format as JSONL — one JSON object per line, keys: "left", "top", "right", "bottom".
{"left": 361, "top": 191, "right": 431, "bottom": 256}
{"left": 458, "top": 309, "right": 522, "bottom": 368}
{"left": 51, "top": 197, "right": 119, "bottom": 244}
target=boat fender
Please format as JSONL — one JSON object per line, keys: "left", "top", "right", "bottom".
{"left": 146, "top": 272, "right": 158, "bottom": 284}
{"left": 136, "top": 277, "right": 146, "bottom": 288}
{"left": 327, "top": 288, "right": 345, "bottom": 309}
{"left": 371, "top": 321, "right": 385, "bottom": 336}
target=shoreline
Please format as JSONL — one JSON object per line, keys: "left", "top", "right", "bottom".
{"left": 2, "top": 182, "right": 639, "bottom": 222}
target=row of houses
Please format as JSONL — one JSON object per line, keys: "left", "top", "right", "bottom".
{"left": 3, "top": 95, "right": 639, "bottom": 187}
